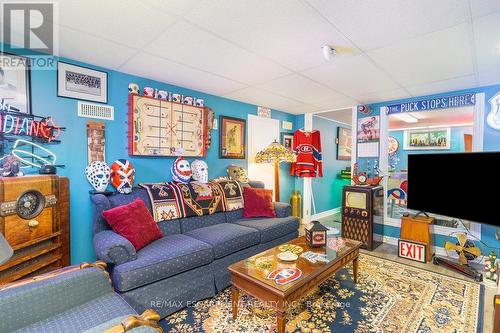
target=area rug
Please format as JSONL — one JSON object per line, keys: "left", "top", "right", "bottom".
{"left": 162, "top": 253, "right": 484, "bottom": 332}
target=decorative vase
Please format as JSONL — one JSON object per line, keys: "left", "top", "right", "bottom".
{"left": 290, "top": 190, "right": 302, "bottom": 220}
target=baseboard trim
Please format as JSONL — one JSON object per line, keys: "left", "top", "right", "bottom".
{"left": 311, "top": 207, "right": 341, "bottom": 220}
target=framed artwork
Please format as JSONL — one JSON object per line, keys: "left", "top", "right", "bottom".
{"left": 57, "top": 62, "right": 108, "bottom": 103}
{"left": 87, "top": 121, "right": 106, "bottom": 163}
{"left": 281, "top": 132, "right": 294, "bottom": 151}
{"left": 219, "top": 116, "right": 246, "bottom": 159}
{"left": 0, "top": 52, "right": 31, "bottom": 114}
{"left": 403, "top": 127, "right": 450, "bottom": 150}
{"left": 336, "top": 127, "right": 352, "bottom": 160}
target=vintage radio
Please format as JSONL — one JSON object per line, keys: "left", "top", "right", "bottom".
{"left": 0, "top": 175, "right": 70, "bottom": 285}
{"left": 342, "top": 185, "right": 383, "bottom": 250}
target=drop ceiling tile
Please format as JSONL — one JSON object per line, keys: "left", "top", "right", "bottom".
{"left": 357, "top": 89, "right": 412, "bottom": 104}
{"left": 57, "top": 0, "right": 177, "bottom": 48}
{"left": 282, "top": 104, "right": 323, "bottom": 114}
{"left": 470, "top": 0, "right": 500, "bottom": 18}
{"left": 302, "top": 54, "right": 400, "bottom": 97}
{"left": 140, "top": 0, "right": 202, "bottom": 16}
{"left": 222, "top": 87, "right": 302, "bottom": 110}
{"left": 119, "top": 53, "right": 246, "bottom": 95}
{"left": 59, "top": 27, "right": 138, "bottom": 70}
{"left": 367, "top": 23, "right": 475, "bottom": 86}
{"left": 305, "top": 0, "right": 469, "bottom": 51}
{"left": 145, "top": 21, "right": 290, "bottom": 85}
{"left": 257, "top": 74, "right": 344, "bottom": 105}
{"left": 313, "top": 97, "right": 358, "bottom": 111}
{"left": 406, "top": 75, "right": 477, "bottom": 96}
{"left": 473, "top": 12, "right": 500, "bottom": 86}
{"left": 314, "top": 109, "right": 353, "bottom": 125}
{"left": 185, "top": 0, "right": 356, "bottom": 71}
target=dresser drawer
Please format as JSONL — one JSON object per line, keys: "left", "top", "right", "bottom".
{"left": 3, "top": 208, "right": 54, "bottom": 247}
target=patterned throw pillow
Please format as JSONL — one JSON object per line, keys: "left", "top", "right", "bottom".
{"left": 102, "top": 199, "right": 163, "bottom": 251}
{"left": 243, "top": 187, "right": 276, "bottom": 218}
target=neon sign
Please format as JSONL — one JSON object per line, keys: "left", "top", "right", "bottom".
{"left": 0, "top": 111, "right": 62, "bottom": 142}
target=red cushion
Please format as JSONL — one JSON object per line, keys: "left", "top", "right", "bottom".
{"left": 243, "top": 187, "right": 276, "bottom": 218}
{"left": 102, "top": 199, "right": 163, "bottom": 251}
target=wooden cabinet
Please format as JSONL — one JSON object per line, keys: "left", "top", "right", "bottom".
{"left": 0, "top": 175, "right": 70, "bottom": 285}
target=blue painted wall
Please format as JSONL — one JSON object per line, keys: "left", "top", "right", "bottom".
{"left": 357, "top": 84, "right": 500, "bottom": 252}
{"left": 388, "top": 126, "right": 472, "bottom": 171}
{"left": 311, "top": 116, "right": 351, "bottom": 214}
{"left": 3, "top": 46, "right": 298, "bottom": 264}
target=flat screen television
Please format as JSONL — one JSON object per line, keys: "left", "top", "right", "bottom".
{"left": 407, "top": 152, "right": 500, "bottom": 225}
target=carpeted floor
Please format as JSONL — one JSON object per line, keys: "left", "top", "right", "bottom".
{"left": 162, "top": 253, "right": 484, "bottom": 332}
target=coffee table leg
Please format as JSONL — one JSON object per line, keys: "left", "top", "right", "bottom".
{"left": 353, "top": 256, "right": 359, "bottom": 284}
{"left": 277, "top": 311, "right": 286, "bottom": 333}
{"left": 231, "top": 286, "right": 239, "bottom": 320}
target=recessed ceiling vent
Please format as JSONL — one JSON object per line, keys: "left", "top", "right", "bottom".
{"left": 77, "top": 101, "right": 114, "bottom": 120}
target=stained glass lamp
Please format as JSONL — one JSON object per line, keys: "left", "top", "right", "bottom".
{"left": 255, "top": 140, "right": 296, "bottom": 201}
{"left": 0, "top": 233, "right": 13, "bottom": 265}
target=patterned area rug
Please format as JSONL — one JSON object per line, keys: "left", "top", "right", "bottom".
{"left": 162, "top": 254, "right": 483, "bottom": 332}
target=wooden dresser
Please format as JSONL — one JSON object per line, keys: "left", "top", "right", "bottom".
{"left": 0, "top": 175, "right": 70, "bottom": 285}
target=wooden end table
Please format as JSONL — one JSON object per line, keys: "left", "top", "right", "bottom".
{"left": 228, "top": 236, "right": 361, "bottom": 333}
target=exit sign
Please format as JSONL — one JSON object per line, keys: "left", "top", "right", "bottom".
{"left": 398, "top": 239, "right": 427, "bottom": 263}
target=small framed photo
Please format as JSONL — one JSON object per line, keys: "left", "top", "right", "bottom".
{"left": 0, "top": 52, "right": 31, "bottom": 114}
{"left": 336, "top": 127, "right": 352, "bottom": 160}
{"left": 403, "top": 127, "right": 450, "bottom": 150}
{"left": 219, "top": 116, "right": 246, "bottom": 159}
{"left": 57, "top": 62, "right": 108, "bottom": 103}
{"left": 281, "top": 132, "right": 294, "bottom": 151}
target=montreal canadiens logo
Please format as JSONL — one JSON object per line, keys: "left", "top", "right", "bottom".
{"left": 267, "top": 268, "right": 302, "bottom": 285}
{"left": 298, "top": 145, "right": 313, "bottom": 153}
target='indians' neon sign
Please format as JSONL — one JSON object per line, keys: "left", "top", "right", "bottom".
{"left": 0, "top": 112, "right": 62, "bottom": 143}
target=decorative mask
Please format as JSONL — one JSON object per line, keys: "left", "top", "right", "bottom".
{"left": 227, "top": 165, "right": 248, "bottom": 183}
{"left": 191, "top": 160, "right": 208, "bottom": 183}
{"left": 110, "top": 159, "right": 135, "bottom": 194}
{"left": 128, "top": 83, "right": 139, "bottom": 94}
{"left": 171, "top": 157, "right": 191, "bottom": 183}
{"left": 0, "top": 154, "right": 23, "bottom": 177}
{"left": 85, "top": 161, "right": 111, "bottom": 192}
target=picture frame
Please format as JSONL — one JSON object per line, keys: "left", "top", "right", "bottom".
{"left": 219, "top": 115, "right": 246, "bottom": 159}
{"left": 57, "top": 62, "right": 108, "bottom": 103}
{"left": 336, "top": 127, "right": 352, "bottom": 160}
{"left": 403, "top": 127, "right": 450, "bottom": 150}
{"left": 280, "top": 132, "right": 294, "bottom": 152}
{"left": 0, "top": 52, "right": 31, "bottom": 114}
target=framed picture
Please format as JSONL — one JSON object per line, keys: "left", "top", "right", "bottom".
{"left": 281, "top": 132, "right": 294, "bottom": 151}
{"left": 336, "top": 127, "right": 352, "bottom": 160}
{"left": 219, "top": 116, "right": 246, "bottom": 159}
{"left": 57, "top": 62, "right": 108, "bottom": 103}
{"left": 403, "top": 127, "right": 451, "bottom": 150}
{"left": 0, "top": 52, "right": 31, "bottom": 114}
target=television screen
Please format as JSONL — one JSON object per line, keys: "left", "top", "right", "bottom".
{"left": 407, "top": 152, "right": 500, "bottom": 225}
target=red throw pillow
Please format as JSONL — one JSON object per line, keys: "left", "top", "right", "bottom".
{"left": 243, "top": 187, "right": 276, "bottom": 218}
{"left": 102, "top": 199, "right": 163, "bottom": 251}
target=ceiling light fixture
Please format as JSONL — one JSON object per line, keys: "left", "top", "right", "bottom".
{"left": 321, "top": 45, "right": 337, "bottom": 61}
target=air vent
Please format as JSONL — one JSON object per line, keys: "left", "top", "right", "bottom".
{"left": 78, "top": 101, "right": 114, "bottom": 120}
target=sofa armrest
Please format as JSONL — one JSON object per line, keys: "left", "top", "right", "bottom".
{"left": 94, "top": 230, "right": 137, "bottom": 265}
{"left": 102, "top": 309, "right": 162, "bottom": 333}
{"left": 248, "top": 180, "right": 265, "bottom": 188}
{"left": 274, "top": 202, "right": 291, "bottom": 218}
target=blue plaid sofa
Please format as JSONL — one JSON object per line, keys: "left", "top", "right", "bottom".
{"left": 91, "top": 181, "right": 299, "bottom": 318}
{"left": 0, "top": 263, "right": 161, "bottom": 333}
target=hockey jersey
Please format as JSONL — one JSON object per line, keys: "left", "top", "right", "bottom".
{"left": 290, "top": 129, "right": 323, "bottom": 178}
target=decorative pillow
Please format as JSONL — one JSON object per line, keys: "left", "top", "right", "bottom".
{"left": 243, "top": 187, "right": 276, "bottom": 218}
{"left": 102, "top": 199, "right": 163, "bottom": 251}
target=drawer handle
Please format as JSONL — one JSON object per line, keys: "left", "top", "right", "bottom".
{"left": 28, "top": 220, "right": 39, "bottom": 230}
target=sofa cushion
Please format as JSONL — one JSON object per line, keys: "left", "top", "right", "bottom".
{"left": 184, "top": 223, "right": 260, "bottom": 259}
{"left": 234, "top": 217, "right": 300, "bottom": 243}
{"left": 112, "top": 234, "right": 213, "bottom": 292}
{"left": 180, "top": 212, "right": 226, "bottom": 233}
{"left": 243, "top": 187, "right": 276, "bottom": 218}
{"left": 102, "top": 199, "right": 163, "bottom": 251}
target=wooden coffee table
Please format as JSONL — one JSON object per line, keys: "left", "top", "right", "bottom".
{"left": 228, "top": 236, "right": 361, "bottom": 333}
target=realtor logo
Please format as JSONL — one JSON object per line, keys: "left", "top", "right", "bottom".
{"left": 1, "top": 2, "right": 58, "bottom": 56}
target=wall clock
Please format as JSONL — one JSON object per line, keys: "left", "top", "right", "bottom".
{"left": 388, "top": 136, "right": 399, "bottom": 155}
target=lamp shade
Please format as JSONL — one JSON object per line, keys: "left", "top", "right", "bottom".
{"left": 0, "top": 233, "right": 13, "bottom": 265}
{"left": 255, "top": 140, "right": 295, "bottom": 164}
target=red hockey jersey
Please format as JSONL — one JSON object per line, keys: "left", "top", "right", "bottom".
{"left": 290, "top": 129, "right": 323, "bottom": 178}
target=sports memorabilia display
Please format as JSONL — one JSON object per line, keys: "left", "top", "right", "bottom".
{"left": 388, "top": 136, "right": 399, "bottom": 155}
{"left": 191, "top": 160, "right": 208, "bottom": 183}
{"left": 0, "top": 176, "right": 70, "bottom": 284}
{"left": 85, "top": 161, "right": 111, "bottom": 192}
{"left": 266, "top": 268, "right": 302, "bottom": 285}
{"left": 110, "top": 159, "right": 135, "bottom": 194}
{"left": 171, "top": 157, "right": 192, "bottom": 183}
{"left": 305, "top": 220, "right": 328, "bottom": 247}
{"left": 128, "top": 94, "right": 207, "bottom": 157}
{"left": 290, "top": 129, "right": 322, "bottom": 178}
{"left": 87, "top": 121, "right": 106, "bottom": 163}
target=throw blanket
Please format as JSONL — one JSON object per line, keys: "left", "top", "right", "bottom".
{"left": 140, "top": 180, "right": 244, "bottom": 222}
